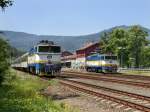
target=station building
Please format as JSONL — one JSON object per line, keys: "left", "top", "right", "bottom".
{"left": 61, "top": 42, "right": 100, "bottom": 70}
{"left": 61, "top": 53, "right": 76, "bottom": 68}
{"left": 61, "top": 51, "right": 73, "bottom": 57}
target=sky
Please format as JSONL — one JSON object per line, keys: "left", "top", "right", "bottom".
{"left": 0, "top": 0, "right": 150, "bottom": 36}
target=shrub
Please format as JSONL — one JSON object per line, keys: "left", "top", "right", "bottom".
{"left": 0, "top": 70, "right": 77, "bottom": 112}
{"left": 0, "top": 37, "right": 10, "bottom": 85}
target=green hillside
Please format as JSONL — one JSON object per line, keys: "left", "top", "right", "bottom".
{"left": 0, "top": 25, "right": 150, "bottom": 52}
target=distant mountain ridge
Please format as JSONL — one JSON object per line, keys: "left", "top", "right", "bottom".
{"left": 0, "top": 25, "right": 150, "bottom": 52}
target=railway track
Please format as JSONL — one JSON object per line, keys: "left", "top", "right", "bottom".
{"left": 58, "top": 78, "right": 150, "bottom": 112}
{"left": 15, "top": 69, "right": 150, "bottom": 111}
{"left": 62, "top": 70, "right": 150, "bottom": 81}
{"left": 61, "top": 71, "right": 150, "bottom": 88}
{"left": 60, "top": 78, "right": 150, "bottom": 102}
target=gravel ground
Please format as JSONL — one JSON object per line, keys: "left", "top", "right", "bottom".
{"left": 67, "top": 77, "right": 150, "bottom": 97}
{"left": 61, "top": 79, "right": 150, "bottom": 108}
{"left": 43, "top": 81, "right": 132, "bottom": 112}
{"left": 62, "top": 68, "right": 150, "bottom": 82}
{"left": 62, "top": 69, "right": 150, "bottom": 83}
{"left": 43, "top": 82, "right": 107, "bottom": 112}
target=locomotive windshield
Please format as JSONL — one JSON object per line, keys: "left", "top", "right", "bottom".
{"left": 38, "top": 46, "right": 60, "bottom": 53}
{"left": 105, "top": 56, "right": 117, "bottom": 60}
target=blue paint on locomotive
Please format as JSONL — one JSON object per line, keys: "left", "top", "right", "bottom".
{"left": 28, "top": 63, "right": 40, "bottom": 74}
{"left": 28, "top": 63, "right": 61, "bottom": 75}
{"left": 45, "top": 64, "right": 61, "bottom": 73}
{"left": 86, "top": 66, "right": 117, "bottom": 72}
{"left": 86, "top": 54, "right": 102, "bottom": 60}
{"left": 86, "top": 53, "right": 118, "bottom": 72}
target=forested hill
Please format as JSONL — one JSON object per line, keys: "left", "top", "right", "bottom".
{"left": 0, "top": 25, "right": 150, "bottom": 52}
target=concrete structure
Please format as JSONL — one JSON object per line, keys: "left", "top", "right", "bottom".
{"left": 61, "top": 53, "right": 76, "bottom": 68}
{"left": 75, "top": 42, "right": 100, "bottom": 70}
{"left": 61, "top": 42, "right": 100, "bottom": 70}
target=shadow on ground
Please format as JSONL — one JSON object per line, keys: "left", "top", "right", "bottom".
{"left": 50, "top": 94, "right": 80, "bottom": 100}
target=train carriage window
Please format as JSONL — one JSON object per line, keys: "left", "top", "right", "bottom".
{"left": 38, "top": 46, "right": 60, "bottom": 53}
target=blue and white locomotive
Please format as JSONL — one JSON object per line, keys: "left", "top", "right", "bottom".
{"left": 86, "top": 53, "right": 118, "bottom": 73}
{"left": 12, "top": 40, "right": 61, "bottom": 76}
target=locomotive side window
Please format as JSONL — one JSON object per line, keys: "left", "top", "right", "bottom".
{"left": 111, "top": 56, "right": 117, "bottom": 60}
{"left": 38, "top": 46, "right": 60, "bottom": 53}
{"left": 105, "top": 56, "right": 117, "bottom": 60}
{"left": 105, "top": 56, "right": 111, "bottom": 60}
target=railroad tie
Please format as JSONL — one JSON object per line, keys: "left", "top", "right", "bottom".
{"left": 124, "top": 107, "right": 132, "bottom": 111}
{"left": 116, "top": 104, "right": 124, "bottom": 109}
{"left": 111, "top": 103, "right": 118, "bottom": 106}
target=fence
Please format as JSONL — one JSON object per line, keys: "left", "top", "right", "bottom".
{"left": 119, "top": 67, "right": 150, "bottom": 71}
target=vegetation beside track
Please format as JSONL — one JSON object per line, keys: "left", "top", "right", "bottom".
{"left": 121, "top": 70, "right": 150, "bottom": 76}
{"left": 0, "top": 69, "right": 76, "bottom": 112}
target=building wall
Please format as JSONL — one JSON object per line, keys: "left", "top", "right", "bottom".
{"left": 61, "top": 42, "right": 100, "bottom": 70}
{"left": 76, "top": 57, "right": 86, "bottom": 69}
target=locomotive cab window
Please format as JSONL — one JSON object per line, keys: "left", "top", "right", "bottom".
{"left": 51, "top": 46, "right": 61, "bottom": 53}
{"left": 38, "top": 46, "right": 60, "bottom": 53}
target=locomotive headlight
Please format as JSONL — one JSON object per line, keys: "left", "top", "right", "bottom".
{"left": 102, "top": 61, "right": 106, "bottom": 65}
{"left": 35, "top": 55, "right": 40, "bottom": 61}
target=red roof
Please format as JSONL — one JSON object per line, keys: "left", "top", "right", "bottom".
{"left": 61, "top": 54, "right": 76, "bottom": 61}
{"left": 76, "top": 42, "right": 99, "bottom": 51}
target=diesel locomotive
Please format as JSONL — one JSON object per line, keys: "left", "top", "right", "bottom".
{"left": 86, "top": 53, "right": 118, "bottom": 73}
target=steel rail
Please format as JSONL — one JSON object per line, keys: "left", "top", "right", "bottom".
{"left": 61, "top": 72, "right": 150, "bottom": 88}
{"left": 59, "top": 78, "right": 150, "bottom": 102}
{"left": 59, "top": 79, "right": 150, "bottom": 112}
{"left": 62, "top": 71, "right": 150, "bottom": 81}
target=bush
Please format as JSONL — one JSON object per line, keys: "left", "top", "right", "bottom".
{"left": 0, "top": 37, "right": 10, "bottom": 85}
{"left": 0, "top": 70, "right": 77, "bottom": 112}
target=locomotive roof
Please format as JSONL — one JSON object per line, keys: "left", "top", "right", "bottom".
{"left": 36, "top": 43, "right": 59, "bottom": 46}
{"left": 88, "top": 53, "right": 117, "bottom": 57}
{"left": 37, "top": 40, "right": 55, "bottom": 45}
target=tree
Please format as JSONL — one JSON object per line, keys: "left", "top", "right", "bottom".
{"left": 140, "top": 46, "right": 150, "bottom": 67}
{"left": 0, "top": 37, "right": 10, "bottom": 85}
{"left": 10, "top": 46, "right": 26, "bottom": 59}
{"left": 110, "top": 29, "right": 130, "bottom": 67}
{"left": 100, "top": 32, "right": 111, "bottom": 53}
{"left": 100, "top": 29, "right": 129, "bottom": 67}
{"left": 128, "top": 25, "right": 148, "bottom": 68}
{"left": 0, "top": 0, "right": 13, "bottom": 10}
{"left": 0, "top": 0, "right": 13, "bottom": 85}
{"left": 100, "top": 26, "right": 149, "bottom": 68}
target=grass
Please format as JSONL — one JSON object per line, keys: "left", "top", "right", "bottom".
{"left": 120, "top": 70, "right": 150, "bottom": 76}
{"left": 0, "top": 69, "right": 77, "bottom": 112}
